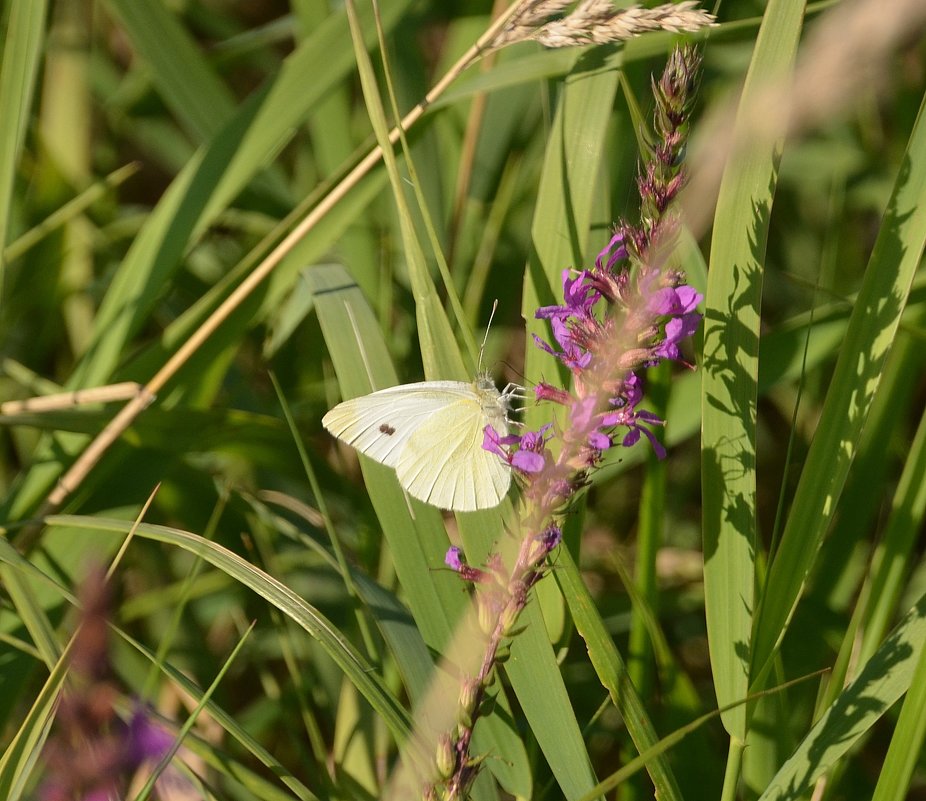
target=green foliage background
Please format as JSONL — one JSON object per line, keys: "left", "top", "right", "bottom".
{"left": 0, "top": 1, "right": 925, "bottom": 800}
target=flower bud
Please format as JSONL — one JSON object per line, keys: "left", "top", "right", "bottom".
{"left": 476, "top": 589, "right": 504, "bottom": 635}
{"left": 435, "top": 733, "right": 455, "bottom": 779}
{"left": 458, "top": 679, "right": 479, "bottom": 723}
{"left": 500, "top": 597, "right": 523, "bottom": 636}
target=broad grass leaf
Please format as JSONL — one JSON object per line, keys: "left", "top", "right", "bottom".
{"left": 751, "top": 84, "right": 926, "bottom": 678}
{"left": 701, "top": 0, "right": 804, "bottom": 740}
{"left": 308, "top": 264, "right": 531, "bottom": 798}
{"left": 0, "top": 1, "right": 48, "bottom": 279}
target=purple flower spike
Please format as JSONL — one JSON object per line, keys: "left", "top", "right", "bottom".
{"left": 429, "top": 46, "right": 708, "bottom": 798}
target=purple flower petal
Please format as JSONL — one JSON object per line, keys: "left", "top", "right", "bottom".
{"left": 511, "top": 450, "right": 546, "bottom": 473}
{"left": 535, "top": 382, "right": 572, "bottom": 405}
{"left": 445, "top": 546, "right": 464, "bottom": 571}
{"left": 595, "top": 232, "right": 628, "bottom": 272}
{"left": 540, "top": 525, "right": 563, "bottom": 551}
{"left": 482, "top": 426, "right": 506, "bottom": 458}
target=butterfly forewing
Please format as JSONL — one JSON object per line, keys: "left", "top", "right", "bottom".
{"left": 322, "top": 382, "right": 476, "bottom": 467}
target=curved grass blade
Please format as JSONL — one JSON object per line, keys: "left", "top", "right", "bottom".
{"left": 555, "top": 548, "right": 682, "bottom": 801}
{"left": 757, "top": 593, "right": 926, "bottom": 801}
{"left": 43, "top": 513, "right": 420, "bottom": 764}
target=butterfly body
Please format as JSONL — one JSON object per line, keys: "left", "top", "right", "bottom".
{"left": 322, "top": 375, "right": 514, "bottom": 511}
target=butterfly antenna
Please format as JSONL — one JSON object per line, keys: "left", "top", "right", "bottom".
{"left": 478, "top": 299, "right": 499, "bottom": 372}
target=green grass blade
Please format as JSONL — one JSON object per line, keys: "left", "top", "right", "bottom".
{"left": 751, "top": 87, "right": 926, "bottom": 678}
{"left": 3, "top": 163, "right": 139, "bottom": 262}
{"left": 344, "top": 0, "right": 467, "bottom": 381}
{"left": 700, "top": 0, "right": 804, "bottom": 741}
{"left": 309, "top": 264, "right": 530, "bottom": 798}
{"left": 103, "top": 0, "right": 237, "bottom": 141}
{"left": 869, "top": 622, "right": 926, "bottom": 801}
{"left": 0, "top": 639, "right": 67, "bottom": 800}
{"left": 757, "top": 593, "right": 926, "bottom": 801}
{"left": 44, "top": 513, "right": 419, "bottom": 761}
{"left": 819, "top": 364, "right": 926, "bottom": 716}
{"left": 0, "top": 0, "right": 48, "bottom": 290}
{"left": 556, "top": 548, "right": 682, "bottom": 801}
{"left": 505, "top": 600, "right": 599, "bottom": 800}
{"left": 1, "top": 567, "right": 61, "bottom": 670}
{"left": 858, "top": 401, "right": 926, "bottom": 662}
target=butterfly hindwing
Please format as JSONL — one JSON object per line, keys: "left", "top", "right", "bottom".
{"left": 396, "top": 394, "right": 510, "bottom": 511}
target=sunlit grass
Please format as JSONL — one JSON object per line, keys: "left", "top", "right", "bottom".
{"left": 1, "top": 1, "right": 925, "bottom": 800}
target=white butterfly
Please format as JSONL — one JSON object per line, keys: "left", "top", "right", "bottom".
{"left": 322, "top": 374, "right": 517, "bottom": 512}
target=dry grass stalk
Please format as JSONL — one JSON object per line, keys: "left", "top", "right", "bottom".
{"left": 490, "top": 0, "right": 715, "bottom": 50}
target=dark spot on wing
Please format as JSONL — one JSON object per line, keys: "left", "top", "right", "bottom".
{"left": 380, "top": 423, "right": 396, "bottom": 435}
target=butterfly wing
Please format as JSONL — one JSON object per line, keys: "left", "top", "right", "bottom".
{"left": 322, "top": 381, "right": 476, "bottom": 468}
{"left": 395, "top": 393, "right": 511, "bottom": 511}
